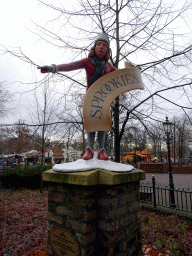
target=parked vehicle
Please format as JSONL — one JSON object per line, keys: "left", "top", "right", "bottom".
{"left": 0, "top": 153, "right": 24, "bottom": 168}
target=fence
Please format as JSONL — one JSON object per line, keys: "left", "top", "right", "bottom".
{"left": 140, "top": 176, "right": 192, "bottom": 213}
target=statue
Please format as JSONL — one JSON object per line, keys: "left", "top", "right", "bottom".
{"left": 38, "top": 33, "right": 117, "bottom": 161}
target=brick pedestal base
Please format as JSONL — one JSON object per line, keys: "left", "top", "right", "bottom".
{"left": 43, "top": 168, "right": 145, "bottom": 256}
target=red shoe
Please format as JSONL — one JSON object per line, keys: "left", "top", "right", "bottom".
{"left": 82, "top": 147, "right": 93, "bottom": 160}
{"left": 98, "top": 149, "right": 109, "bottom": 160}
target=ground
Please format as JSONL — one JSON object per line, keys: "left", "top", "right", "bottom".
{"left": 141, "top": 208, "right": 192, "bottom": 255}
{"left": 144, "top": 173, "right": 192, "bottom": 190}
{"left": 1, "top": 188, "right": 192, "bottom": 255}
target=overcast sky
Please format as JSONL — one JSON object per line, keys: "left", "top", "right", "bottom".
{"left": 1, "top": 0, "right": 192, "bottom": 126}
{"left": 0, "top": 0, "right": 65, "bottom": 124}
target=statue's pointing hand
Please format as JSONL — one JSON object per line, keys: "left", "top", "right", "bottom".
{"left": 37, "top": 66, "right": 53, "bottom": 73}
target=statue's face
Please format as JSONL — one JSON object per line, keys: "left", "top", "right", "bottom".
{"left": 95, "top": 41, "right": 108, "bottom": 60}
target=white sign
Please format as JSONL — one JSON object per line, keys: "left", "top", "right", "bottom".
{"left": 83, "top": 63, "right": 144, "bottom": 133}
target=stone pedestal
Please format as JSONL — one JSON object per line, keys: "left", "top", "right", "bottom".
{"left": 43, "top": 168, "right": 145, "bottom": 256}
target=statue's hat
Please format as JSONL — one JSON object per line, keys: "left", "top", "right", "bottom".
{"left": 95, "top": 33, "right": 110, "bottom": 46}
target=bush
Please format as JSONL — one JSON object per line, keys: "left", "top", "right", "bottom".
{"left": 0, "top": 165, "right": 53, "bottom": 189}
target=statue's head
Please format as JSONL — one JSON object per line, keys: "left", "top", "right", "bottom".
{"left": 89, "top": 33, "right": 110, "bottom": 60}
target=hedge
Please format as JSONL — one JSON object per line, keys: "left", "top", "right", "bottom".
{"left": 0, "top": 165, "right": 53, "bottom": 189}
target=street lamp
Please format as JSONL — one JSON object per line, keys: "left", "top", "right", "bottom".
{"left": 163, "top": 116, "right": 176, "bottom": 208}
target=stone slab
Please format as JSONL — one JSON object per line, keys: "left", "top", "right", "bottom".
{"left": 43, "top": 168, "right": 145, "bottom": 186}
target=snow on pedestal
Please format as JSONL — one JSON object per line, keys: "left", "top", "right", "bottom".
{"left": 52, "top": 158, "right": 134, "bottom": 173}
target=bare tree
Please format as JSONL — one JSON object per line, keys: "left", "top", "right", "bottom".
{"left": 0, "top": 82, "right": 12, "bottom": 119}
{"left": 146, "top": 121, "right": 164, "bottom": 160}
{"left": 31, "top": 0, "right": 192, "bottom": 161}
{"left": 2, "top": 0, "right": 192, "bottom": 162}
{"left": 27, "top": 79, "right": 69, "bottom": 191}
{"left": 173, "top": 115, "right": 192, "bottom": 163}
{"left": 146, "top": 114, "right": 192, "bottom": 163}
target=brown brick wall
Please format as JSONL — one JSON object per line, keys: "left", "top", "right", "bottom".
{"left": 47, "top": 181, "right": 142, "bottom": 256}
{"left": 47, "top": 183, "right": 97, "bottom": 256}
{"left": 97, "top": 182, "right": 142, "bottom": 256}
{"left": 140, "top": 163, "right": 164, "bottom": 173}
{"left": 164, "top": 166, "right": 192, "bottom": 174}
{"left": 140, "top": 163, "right": 192, "bottom": 174}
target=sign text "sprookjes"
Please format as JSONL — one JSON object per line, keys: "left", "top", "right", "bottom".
{"left": 90, "top": 73, "right": 142, "bottom": 120}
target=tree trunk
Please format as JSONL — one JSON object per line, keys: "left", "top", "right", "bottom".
{"left": 114, "top": 0, "right": 120, "bottom": 162}
{"left": 114, "top": 96, "right": 120, "bottom": 162}
{"left": 40, "top": 124, "right": 45, "bottom": 193}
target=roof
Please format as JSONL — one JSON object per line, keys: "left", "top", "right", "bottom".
{"left": 47, "top": 148, "right": 64, "bottom": 156}
{"left": 123, "top": 150, "right": 151, "bottom": 156}
{"left": 32, "top": 147, "right": 64, "bottom": 158}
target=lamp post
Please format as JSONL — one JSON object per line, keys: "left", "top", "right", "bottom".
{"left": 163, "top": 116, "right": 176, "bottom": 208}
